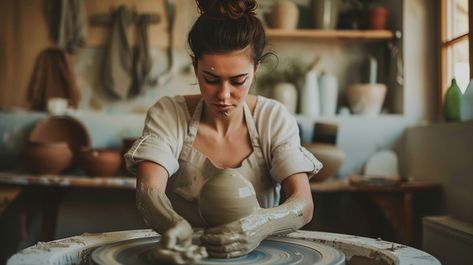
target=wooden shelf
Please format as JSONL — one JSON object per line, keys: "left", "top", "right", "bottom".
{"left": 266, "top": 29, "right": 394, "bottom": 41}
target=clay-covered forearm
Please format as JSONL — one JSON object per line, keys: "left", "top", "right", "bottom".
{"left": 260, "top": 196, "right": 311, "bottom": 236}
{"left": 136, "top": 182, "right": 185, "bottom": 235}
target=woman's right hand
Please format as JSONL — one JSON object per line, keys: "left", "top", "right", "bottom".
{"left": 153, "top": 219, "right": 208, "bottom": 264}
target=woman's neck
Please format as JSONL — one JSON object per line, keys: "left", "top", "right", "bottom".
{"left": 202, "top": 103, "right": 245, "bottom": 137}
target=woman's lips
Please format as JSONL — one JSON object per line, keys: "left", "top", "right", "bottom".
{"left": 214, "top": 104, "right": 232, "bottom": 111}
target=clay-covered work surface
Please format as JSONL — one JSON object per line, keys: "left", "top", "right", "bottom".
{"left": 90, "top": 236, "right": 345, "bottom": 265}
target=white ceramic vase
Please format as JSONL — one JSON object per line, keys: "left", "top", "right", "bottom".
{"left": 460, "top": 79, "right": 473, "bottom": 121}
{"left": 273, "top": 82, "right": 298, "bottom": 114}
{"left": 300, "top": 70, "right": 320, "bottom": 118}
{"left": 319, "top": 72, "right": 338, "bottom": 116}
{"left": 270, "top": 0, "right": 299, "bottom": 30}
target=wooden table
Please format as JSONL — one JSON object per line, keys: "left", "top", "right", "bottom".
{"left": 309, "top": 178, "right": 443, "bottom": 248}
{"left": 0, "top": 172, "right": 136, "bottom": 242}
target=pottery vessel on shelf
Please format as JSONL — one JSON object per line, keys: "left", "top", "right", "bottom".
{"left": 272, "top": 82, "right": 298, "bottom": 114}
{"left": 22, "top": 141, "right": 73, "bottom": 174}
{"left": 366, "top": 6, "right": 389, "bottom": 30}
{"left": 303, "top": 143, "right": 345, "bottom": 182}
{"left": 270, "top": 0, "right": 299, "bottom": 30}
{"left": 199, "top": 169, "right": 260, "bottom": 226}
{"left": 29, "top": 116, "right": 91, "bottom": 165}
{"left": 80, "top": 148, "right": 123, "bottom": 177}
{"left": 346, "top": 83, "right": 387, "bottom": 115}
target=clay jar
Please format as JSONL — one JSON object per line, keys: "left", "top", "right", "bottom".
{"left": 270, "top": 0, "right": 299, "bottom": 30}
{"left": 80, "top": 148, "right": 123, "bottom": 177}
{"left": 303, "top": 143, "right": 344, "bottom": 182}
{"left": 367, "top": 6, "right": 389, "bottom": 30}
{"left": 22, "top": 141, "right": 73, "bottom": 174}
{"left": 199, "top": 169, "right": 260, "bottom": 227}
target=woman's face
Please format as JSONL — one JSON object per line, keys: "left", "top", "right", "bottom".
{"left": 195, "top": 50, "right": 257, "bottom": 118}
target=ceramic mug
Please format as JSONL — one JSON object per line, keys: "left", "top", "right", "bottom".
{"left": 47, "top": 97, "right": 68, "bottom": 115}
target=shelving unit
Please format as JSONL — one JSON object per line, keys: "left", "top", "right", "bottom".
{"left": 266, "top": 29, "right": 394, "bottom": 41}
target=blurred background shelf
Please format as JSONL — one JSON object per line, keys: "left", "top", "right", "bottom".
{"left": 266, "top": 29, "right": 394, "bottom": 41}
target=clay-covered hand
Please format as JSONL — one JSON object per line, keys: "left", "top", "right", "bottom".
{"left": 200, "top": 208, "right": 270, "bottom": 258}
{"left": 153, "top": 219, "right": 208, "bottom": 264}
{"left": 200, "top": 196, "right": 309, "bottom": 258}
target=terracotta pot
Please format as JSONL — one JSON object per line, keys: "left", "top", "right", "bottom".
{"left": 80, "top": 148, "right": 123, "bottom": 177}
{"left": 29, "top": 116, "right": 91, "bottom": 166}
{"left": 366, "top": 6, "right": 388, "bottom": 30}
{"left": 346, "top": 83, "right": 387, "bottom": 115}
{"left": 303, "top": 143, "right": 345, "bottom": 182}
{"left": 22, "top": 141, "right": 73, "bottom": 174}
{"left": 270, "top": 0, "right": 299, "bottom": 29}
{"left": 199, "top": 169, "right": 259, "bottom": 226}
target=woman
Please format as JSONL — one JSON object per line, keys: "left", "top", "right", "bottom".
{"left": 125, "top": 0, "right": 322, "bottom": 263}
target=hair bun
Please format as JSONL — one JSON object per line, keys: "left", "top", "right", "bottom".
{"left": 196, "top": 0, "right": 257, "bottom": 19}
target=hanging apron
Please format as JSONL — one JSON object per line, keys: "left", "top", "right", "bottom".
{"left": 166, "top": 99, "right": 281, "bottom": 227}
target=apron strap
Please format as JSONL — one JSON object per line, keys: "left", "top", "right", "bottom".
{"left": 243, "top": 101, "right": 261, "bottom": 148}
{"left": 180, "top": 98, "right": 203, "bottom": 160}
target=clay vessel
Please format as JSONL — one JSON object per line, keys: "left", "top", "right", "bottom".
{"left": 270, "top": 0, "right": 299, "bottom": 30}
{"left": 80, "top": 148, "right": 123, "bottom": 177}
{"left": 22, "top": 141, "right": 73, "bottom": 174}
{"left": 199, "top": 169, "right": 260, "bottom": 226}
{"left": 366, "top": 6, "right": 389, "bottom": 30}
{"left": 303, "top": 143, "right": 344, "bottom": 182}
{"left": 29, "top": 116, "right": 91, "bottom": 165}
{"left": 346, "top": 83, "right": 387, "bottom": 115}
{"left": 272, "top": 82, "right": 298, "bottom": 114}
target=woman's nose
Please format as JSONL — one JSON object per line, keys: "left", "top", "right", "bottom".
{"left": 217, "top": 82, "right": 231, "bottom": 100}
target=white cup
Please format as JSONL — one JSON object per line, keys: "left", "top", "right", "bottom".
{"left": 47, "top": 97, "right": 68, "bottom": 115}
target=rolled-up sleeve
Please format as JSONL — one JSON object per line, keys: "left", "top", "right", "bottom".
{"left": 262, "top": 100, "right": 323, "bottom": 183}
{"left": 124, "top": 97, "right": 185, "bottom": 176}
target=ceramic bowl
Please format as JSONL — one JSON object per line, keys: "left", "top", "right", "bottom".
{"left": 29, "top": 116, "right": 91, "bottom": 169}
{"left": 199, "top": 169, "right": 260, "bottom": 226}
{"left": 303, "top": 143, "right": 345, "bottom": 182}
{"left": 80, "top": 148, "right": 123, "bottom": 177}
{"left": 346, "top": 83, "right": 387, "bottom": 115}
{"left": 22, "top": 141, "right": 73, "bottom": 174}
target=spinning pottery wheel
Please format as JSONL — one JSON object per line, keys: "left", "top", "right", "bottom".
{"left": 7, "top": 230, "right": 441, "bottom": 265}
{"left": 90, "top": 236, "right": 345, "bottom": 265}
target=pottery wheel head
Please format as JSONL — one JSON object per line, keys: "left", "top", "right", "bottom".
{"left": 90, "top": 236, "right": 345, "bottom": 265}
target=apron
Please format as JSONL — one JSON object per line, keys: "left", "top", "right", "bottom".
{"left": 166, "top": 98, "right": 281, "bottom": 227}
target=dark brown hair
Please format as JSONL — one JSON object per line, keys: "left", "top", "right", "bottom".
{"left": 187, "top": 0, "right": 267, "bottom": 64}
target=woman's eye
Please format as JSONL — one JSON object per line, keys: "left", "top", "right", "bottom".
{"left": 231, "top": 78, "right": 247, "bottom": 86}
{"left": 204, "top": 77, "right": 219, "bottom": 84}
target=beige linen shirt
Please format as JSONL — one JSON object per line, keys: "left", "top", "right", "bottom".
{"left": 125, "top": 95, "right": 322, "bottom": 208}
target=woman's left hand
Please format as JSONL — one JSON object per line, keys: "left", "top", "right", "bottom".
{"left": 200, "top": 208, "right": 270, "bottom": 258}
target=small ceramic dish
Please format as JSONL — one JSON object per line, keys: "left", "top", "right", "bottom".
{"left": 79, "top": 147, "right": 123, "bottom": 177}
